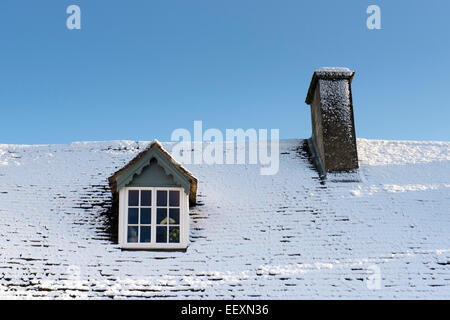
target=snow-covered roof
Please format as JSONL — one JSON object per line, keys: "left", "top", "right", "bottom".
{"left": 0, "top": 139, "right": 449, "bottom": 299}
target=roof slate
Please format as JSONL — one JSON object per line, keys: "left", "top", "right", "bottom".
{"left": 0, "top": 139, "right": 449, "bottom": 299}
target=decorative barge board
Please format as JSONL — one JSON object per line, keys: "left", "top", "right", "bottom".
{"left": 108, "top": 140, "right": 198, "bottom": 250}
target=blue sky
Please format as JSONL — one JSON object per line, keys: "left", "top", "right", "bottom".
{"left": 0, "top": 0, "right": 449, "bottom": 144}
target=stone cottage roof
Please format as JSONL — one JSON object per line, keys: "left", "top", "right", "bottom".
{"left": 0, "top": 139, "right": 449, "bottom": 298}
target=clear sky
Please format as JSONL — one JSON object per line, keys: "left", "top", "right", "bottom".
{"left": 0, "top": 0, "right": 449, "bottom": 144}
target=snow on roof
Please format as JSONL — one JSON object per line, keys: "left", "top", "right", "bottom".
{"left": 0, "top": 139, "right": 449, "bottom": 299}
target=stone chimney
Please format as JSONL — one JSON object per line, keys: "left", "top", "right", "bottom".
{"left": 305, "top": 67, "right": 359, "bottom": 175}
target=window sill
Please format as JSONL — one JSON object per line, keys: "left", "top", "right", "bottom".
{"left": 120, "top": 243, "right": 188, "bottom": 251}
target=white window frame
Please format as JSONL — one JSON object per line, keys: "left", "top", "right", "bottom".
{"left": 118, "top": 186, "right": 189, "bottom": 250}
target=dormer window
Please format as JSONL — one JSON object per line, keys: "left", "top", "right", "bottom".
{"left": 108, "top": 140, "right": 197, "bottom": 250}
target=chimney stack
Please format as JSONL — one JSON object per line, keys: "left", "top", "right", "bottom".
{"left": 305, "top": 67, "right": 359, "bottom": 175}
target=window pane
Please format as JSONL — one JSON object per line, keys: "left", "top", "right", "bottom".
{"left": 169, "top": 191, "right": 180, "bottom": 207}
{"left": 169, "top": 208, "right": 179, "bottom": 224}
{"left": 127, "top": 226, "right": 138, "bottom": 243}
{"left": 128, "top": 208, "right": 139, "bottom": 224}
{"left": 157, "top": 208, "right": 167, "bottom": 224}
{"left": 157, "top": 190, "right": 167, "bottom": 206}
{"left": 128, "top": 190, "right": 139, "bottom": 206}
{"left": 169, "top": 227, "right": 180, "bottom": 243}
{"left": 140, "top": 227, "right": 151, "bottom": 243}
{"left": 141, "top": 190, "right": 151, "bottom": 206}
{"left": 156, "top": 226, "right": 167, "bottom": 243}
{"left": 140, "top": 208, "right": 151, "bottom": 225}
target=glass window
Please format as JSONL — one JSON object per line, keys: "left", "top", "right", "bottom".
{"left": 141, "top": 190, "right": 151, "bottom": 206}
{"left": 156, "top": 226, "right": 167, "bottom": 243}
{"left": 155, "top": 189, "right": 181, "bottom": 244}
{"left": 169, "top": 226, "right": 180, "bottom": 243}
{"left": 125, "top": 188, "right": 183, "bottom": 246}
{"left": 157, "top": 208, "right": 167, "bottom": 224}
{"left": 140, "top": 226, "right": 151, "bottom": 243}
{"left": 127, "top": 189, "right": 152, "bottom": 244}
{"left": 140, "top": 208, "right": 151, "bottom": 224}
{"left": 169, "top": 191, "right": 180, "bottom": 206}
{"left": 157, "top": 190, "right": 167, "bottom": 206}
{"left": 128, "top": 190, "right": 139, "bottom": 206}
{"left": 128, "top": 208, "right": 139, "bottom": 224}
{"left": 155, "top": 189, "right": 180, "bottom": 244}
{"left": 127, "top": 226, "right": 138, "bottom": 243}
{"left": 169, "top": 208, "right": 179, "bottom": 224}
